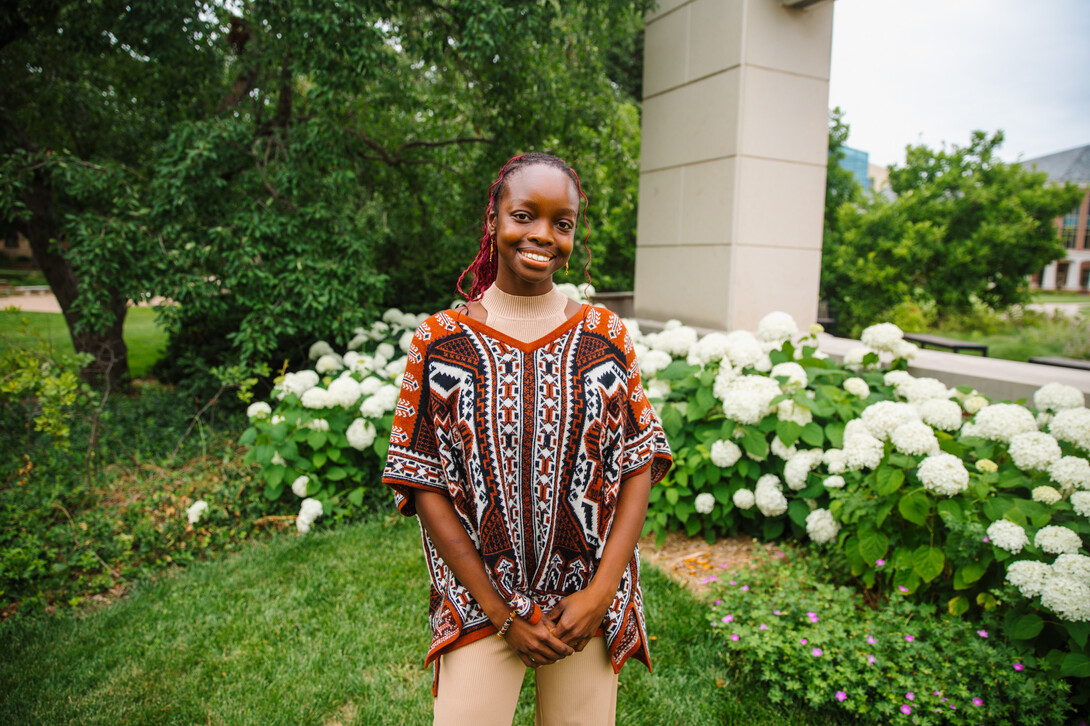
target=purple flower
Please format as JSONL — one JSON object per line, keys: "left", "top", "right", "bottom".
{"left": 741, "top": 585, "right": 750, "bottom": 591}
{"left": 867, "top": 654, "right": 876, "bottom": 664}
{"left": 933, "top": 691, "right": 940, "bottom": 696}
{"left": 714, "top": 599, "right": 722, "bottom": 605}
{"left": 898, "top": 586, "right": 909, "bottom": 593}
{"left": 976, "top": 630, "right": 988, "bottom": 638}
{"left": 812, "top": 647, "right": 823, "bottom": 657}
{"left": 730, "top": 634, "right": 740, "bottom": 642}
{"left": 721, "top": 615, "right": 733, "bottom": 623}
{"left": 729, "top": 580, "right": 737, "bottom": 586}
{"left": 759, "top": 623, "right": 768, "bottom": 630}
{"left": 800, "top": 638, "right": 808, "bottom": 645}
{"left": 972, "top": 698, "right": 983, "bottom": 707}
{"left": 836, "top": 690, "right": 847, "bottom": 702}
{"left": 906, "top": 692, "right": 914, "bottom": 701}
{"left": 774, "top": 609, "right": 782, "bottom": 615}
{"left": 875, "top": 559, "right": 885, "bottom": 566}
{"left": 709, "top": 575, "right": 718, "bottom": 582}
{"left": 901, "top": 705, "right": 912, "bottom": 715}
{"left": 983, "top": 536, "right": 990, "bottom": 543}
{"left": 720, "top": 563, "right": 728, "bottom": 569}
{"left": 905, "top": 635, "right": 915, "bottom": 642}
{"left": 806, "top": 611, "right": 819, "bottom": 623}
{"left": 867, "top": 636, "right": 877, "bottom": 644}
{"left": 1013, "top": 662, "right": 1024, "bottom": 671}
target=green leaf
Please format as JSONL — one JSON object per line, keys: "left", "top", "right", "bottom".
{"left": 1010, "top": 613, "right": 1044, "bottom": 640}
{"left": 313, "top": 449, "right": 328, "bottom": 468}
{"left": 947, "top": 596, "right": 969, "bottom": 616}
{"left": 661, "top": 405, "right": 684, "bottom": 440}
{"left": 307, "top": 430, "right": 327, "bottom": 449}
{"left": 936, "top": 499, "right": 963, "bottom": 524}
{"left": 741, "top": 428, "right": 768, "bottom": 460}
{"left": 775, "top": 420, "right": 802, "bottom": 447}
{"left": 953, "top": 561, "right": 987, "bottom": 589}
{"left": 875, "top": 499, "right": 895, "bottom": 528}
{"left": 266, "top": 466, "right": 285, "bottom": 488}
{"left": 325, "top": 466, "right": 348, "bottom": 481}
{"left": 373, "top": 437, "right": 389, "bottom": 459}
{"left": 912, "top": 545, "right": 945, "bottom": 582}
{"left": 1065, "top": 621, "right": 1090, "bottom": 649}
{"left": 799, "top": 422, "right": 824, "bottom": 447}
{"left": 347, "top": 487, "right": 365, "bottom": 506}
{"left": 763, "top": 518, "right": 785, "bottom": 540}
{"left": 659, "top": 360, "right": 698, "bottom": 381}
{"left": 874, "top": 465, "right": 905, "bottom": 496}
{"left": 263, "top": 482, "right": 284, "bottom": 501}
{"left": 1061, "top": 653, "right": 1090, "bottom": 678}
{"left": 824, "top": 422, "right": 845, "bottom": 448}
{"left": 859, "top": 531, "right": 889, "bottom": 565}
{"left": 665, "top": 487, "right": 679, "bottom": 505}
{"left": 239, "top": 427, "right": 257, "bottom": 445}
{"left": 898, "top": 491, "right": 930, "bottom": 526}
{"left": 788, "top": 500, "right": 810, "bottom": 528}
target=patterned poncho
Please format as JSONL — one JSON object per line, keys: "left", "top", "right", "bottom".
{"left": 382, "top": 304, "right": 672, "bottom": 678}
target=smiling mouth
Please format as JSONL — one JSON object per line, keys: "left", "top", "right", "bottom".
{"left": 520, "top": 250, "right": 553, "bottom": 264}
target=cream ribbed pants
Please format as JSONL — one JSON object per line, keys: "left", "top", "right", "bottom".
{"left": 433, "top": 635, "right": 619, "bottom": 726}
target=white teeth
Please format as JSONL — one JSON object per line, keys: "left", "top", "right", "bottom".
{"left": 522, "top": 251, "right": 551, "bottom": 263}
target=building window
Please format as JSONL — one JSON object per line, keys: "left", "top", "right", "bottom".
{"left": 1081, "top": 262, "right": 1090, "bottom": 291}
{"left": 1056, "top": 261, "right": 1070, "bottom": 289}
{"left": 4, "top": 233, "right": 19, "bottom": 249}
{"left": 1061, "top": 208, "right": 1079, "bottom": 249}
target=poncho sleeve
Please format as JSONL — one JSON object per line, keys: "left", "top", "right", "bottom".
{"left": 618, "top": 322, "right": 673, "bottom": 486}
{"left": 381, "top": 317, "right": 448, "bottom": 516}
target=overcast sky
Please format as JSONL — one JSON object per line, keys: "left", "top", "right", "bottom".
{"left": 828, "top": 0, "right": 1090, "bottom": 169}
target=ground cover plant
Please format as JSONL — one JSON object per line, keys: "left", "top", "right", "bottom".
{"left": 0, "top": 515, "right": 849, "bottom": 726}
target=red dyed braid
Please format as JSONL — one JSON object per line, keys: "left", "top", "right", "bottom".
{"left": 456, "top": 153, "right": 593, "bottom": 301}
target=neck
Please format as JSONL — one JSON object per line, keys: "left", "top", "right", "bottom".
{"left": 478, "top": 284, "right": 571, "bottom": 342}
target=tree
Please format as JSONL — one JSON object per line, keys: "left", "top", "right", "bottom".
{"left": 1, "top": 1, "right": 649, "bottom": 389}
{"left": 820, "top": 130, "right": 1082, "bottom": 335}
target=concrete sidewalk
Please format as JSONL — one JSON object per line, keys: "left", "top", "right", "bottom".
{"left": 2, "top": 293, "right": 167, "bottom": 314}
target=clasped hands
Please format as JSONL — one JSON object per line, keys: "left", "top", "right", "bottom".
{"left": 501, "top": 587, "right": 612, "bottom": 669}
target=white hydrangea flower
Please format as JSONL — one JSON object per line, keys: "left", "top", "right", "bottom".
{"left": 271, "top": 451, "right": 286, "bottom": 467}
{"left": 962, "top": 396, "right": 989, "bottom": 415}
{"left": 902, "top": 377, "right": 951, "bottom": 403}
{"left": 916, "top": 399, "right": 963, "bottom": 432}
{"left": 843, "top": 377, "right": 870, "bottom": 398}
{"left": 694, "top": 492, "right": 716, "bottom": 514}
{"left": 776, "top": 400, "right": 812, "bottom": 426}
{"left": 733, "top": 488, "right": 756, "bottom": 510}
{"left": 687, "top": 332, "right": 732, "bottom": 366}
{"left": 883, "top": 370, "right": 915, "bottom": 396}
{"left": 1034, "top": 383, "right": 1085, "bottom": 413}
{"left": 270, "top": 414, "right": 285, "bottom": 425}
{"left": 1032, "top": 486, "right": 1062, "bottom": 505}
{"left": 723, "top": 331, "right": 765, "bottom": 369}
{"left": 771, "top": 436, "right": 798, "bottom": 461}
{"left": 384, "top": 356, "right": 408, "bottom": 377}
{"left": 1073, "top": 491, "right": 1090, "bottom": 518}
{"left": 639, "top": 349, "right": 673, "bottom": 377}
{"left": 971, "top": 403, "right": 1038, "bottom": 443}
{"left": 860, "top": 322, "right": 905, "bottom": 352}
{"left": 805, "top": 508, "right": 839, "bottom": 544}
{"left": 292, "top": 475, "right": 310, "bottom": 498}
{"left": 823, "top": 474, "right": 846, "bottom": 489}
{"left": 621, "top": 318, "right": 642, "bottom": 339}
{"left": 1039, "top": 574, "right": 1090, "bottom": 622}
{"left": 770, "top": 362, "right": 807, "bottom": 390}
{"left": 986, "top": 519, "right": 1030, "bottom": 554}
{"left": 359, "top": 384, "right": 399, "bottom": 418}
{"left": 1006, "top": 560, "right": 1053, "bottom": 598}
{"left": 916, "top": 453, "right": 970, "bottom": 496}
{"left": 306, "top": 418, "right": 330, "bottom": 432}
{"left": 300, "top": 387, "right": 332, "bottom": 409}
{"left": 381, "top": 307, "right": 404, "bottom": 324}
{"left": 1008, "top": 431, "right": 1063, "bottom": 472}
{"left": 1050, "top": 408, "right": 1090, "bottom": 452}
{"left": 315, "top": 353, "right": 344, "bottom": 374}
{"left": 1049, "top": 456, "right": 1090, "bottom": 493}
{"left": 343, "top": 351, "right": 360, "bottom": 368}
{"left": 346, "top": 332, "right": 369, "bottom": 351}
{"left": 308, "top": 340, "right": 335, "bottom": 360}
{"left": 1037, "top": 411, "right": 1053, "bottom": 429}
{"left": 376, "top": 342, "right": 396, "bottom": 360}
{"left": 645, "top": 379, "right": 672, "bottom": 400}
{"left": 710, "top": 440, "right": 742, "bottom": 468}
{"left": 350, "top": 354, "right": 376, "bottom": 376}
{"left": 1053, "top": 554, "right": 1090, "bottom": 587}
{"left": 843, "top": 418, "right": 869, "bottom": 442}
{"left": 844, "top": 432, "right": 884, "bottom": 471}
{"left": 359, "top": 376, "right": 384, "bottom": 396}
{"left": 327, "top": 376, "right": 363, "bottom": 408}
{"left": 399, "top": 330, "right": 415, "bottom": 354}
{"left": 368, "top": 321, "right": 390, "bottom": 340}
{"left": 755, "top": 474, "right": 789, "bottom": 517}
{"left": 842, "top": 346, "right": 877, "bottom": 369}
{"left": 822, "top": 448, "right": 846, "bottom": 474}
{"left": 277, "top": 370, "right": 321, "bottom": 398}
{"left": 861, "top": 401, "right": 921, "bottom": 441}
{"left": 297, "top": 497, "right": 323, "bottom": 533}
{"left": 346, "top": 418, "right": 377, "bottom": 451}
{"left": 892, "top": 339, "right": 919, "bottom": 360}
{"left": 784, "top": 450, "right": 823, "bottom": 491}
{"left": 756, "top": 311, "right": 798, "bottom": 343}
{"left": 1034, "top": 525, "right": 1084, "bottom": 555}
{"left": 186, "top": 500, "right": 208, "bottom": 525}
{"left": 720, "top": 375, "right": 781, "bottom": 425}
{"left": 645, "top": 325, "right": 698, "bottom": 357}
{"left": 890, "top": 421, "right": 940, "bottom": 457}
{"left": 247, "top": 401, "right": 272, "bottom": 419}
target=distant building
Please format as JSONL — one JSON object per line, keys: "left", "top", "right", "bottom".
{"left": 1023, "top": 144, "right": 1090, "bottom": 292}
{"left": 1, "top": 230, "right": 33, "bottom": 264}
{"left": 838, "top": 145, "right": 871, "bottom": 193}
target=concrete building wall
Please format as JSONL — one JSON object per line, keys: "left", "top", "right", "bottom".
{"left": 635, "top": 0, "right": 835, "bottom": 330}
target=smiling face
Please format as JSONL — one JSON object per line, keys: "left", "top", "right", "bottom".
{"left": 488, "top": 164, "right": 579, "bottom": 297}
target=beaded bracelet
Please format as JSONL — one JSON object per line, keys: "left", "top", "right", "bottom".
{"left": 496, "top": 609, "right": 518, "bottom": 638}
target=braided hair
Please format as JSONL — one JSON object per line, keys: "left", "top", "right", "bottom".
{"left": 456, "top": 152, "right": 592, "bottom": 301}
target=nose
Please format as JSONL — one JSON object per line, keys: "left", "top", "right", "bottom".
{"left": 527, "top": 220, "right": 555, "bottom": 246}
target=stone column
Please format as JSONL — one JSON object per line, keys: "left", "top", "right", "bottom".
{"left": 634, "top": 0, "right": 835, "bottom": 331}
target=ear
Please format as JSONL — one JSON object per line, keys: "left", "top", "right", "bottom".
{"left": 487, "top": 208, "right": 497, "bottom": 235}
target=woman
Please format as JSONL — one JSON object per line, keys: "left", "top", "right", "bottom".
{"left": 382, "top": 153, "right": 672, "bottom": 725}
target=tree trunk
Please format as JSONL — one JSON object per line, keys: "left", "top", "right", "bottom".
{"left": 16, "top": 171, "right": 129, "bottom": 386}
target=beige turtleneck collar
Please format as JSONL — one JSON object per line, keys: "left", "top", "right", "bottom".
{"left": 478, "top": 284, "right": 571, "bottom": 343}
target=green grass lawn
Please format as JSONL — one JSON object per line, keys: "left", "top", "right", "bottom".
{"left": 1029, "top": 291, "right": 1090, "bottom": 305}
{"left": 0, "top": 307, "right": 167, "bottom": 378}
{"left": 0, "top": 267, "right": 47, "bottom": 287}
{"left": 0, "top": 515, "right": 844, "bottom": 726}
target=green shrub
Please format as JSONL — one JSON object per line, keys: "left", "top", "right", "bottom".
{"left": 709, "top": 548, "right": 1073, "bottom": 725}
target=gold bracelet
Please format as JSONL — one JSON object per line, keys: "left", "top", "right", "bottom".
{"left": 496, "top": 609, "right": 518, "bottom": 638}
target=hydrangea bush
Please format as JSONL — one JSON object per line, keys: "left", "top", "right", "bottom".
{"left": 631, "top": 314, "right": 1090, "bottom": 683}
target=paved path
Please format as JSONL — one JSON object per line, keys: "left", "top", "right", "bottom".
{"left": 1025, "top": 302, "right": 1089, "bottom": 318}
{"left": 2, "top": 293, "right": 166, "bottom": 314}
